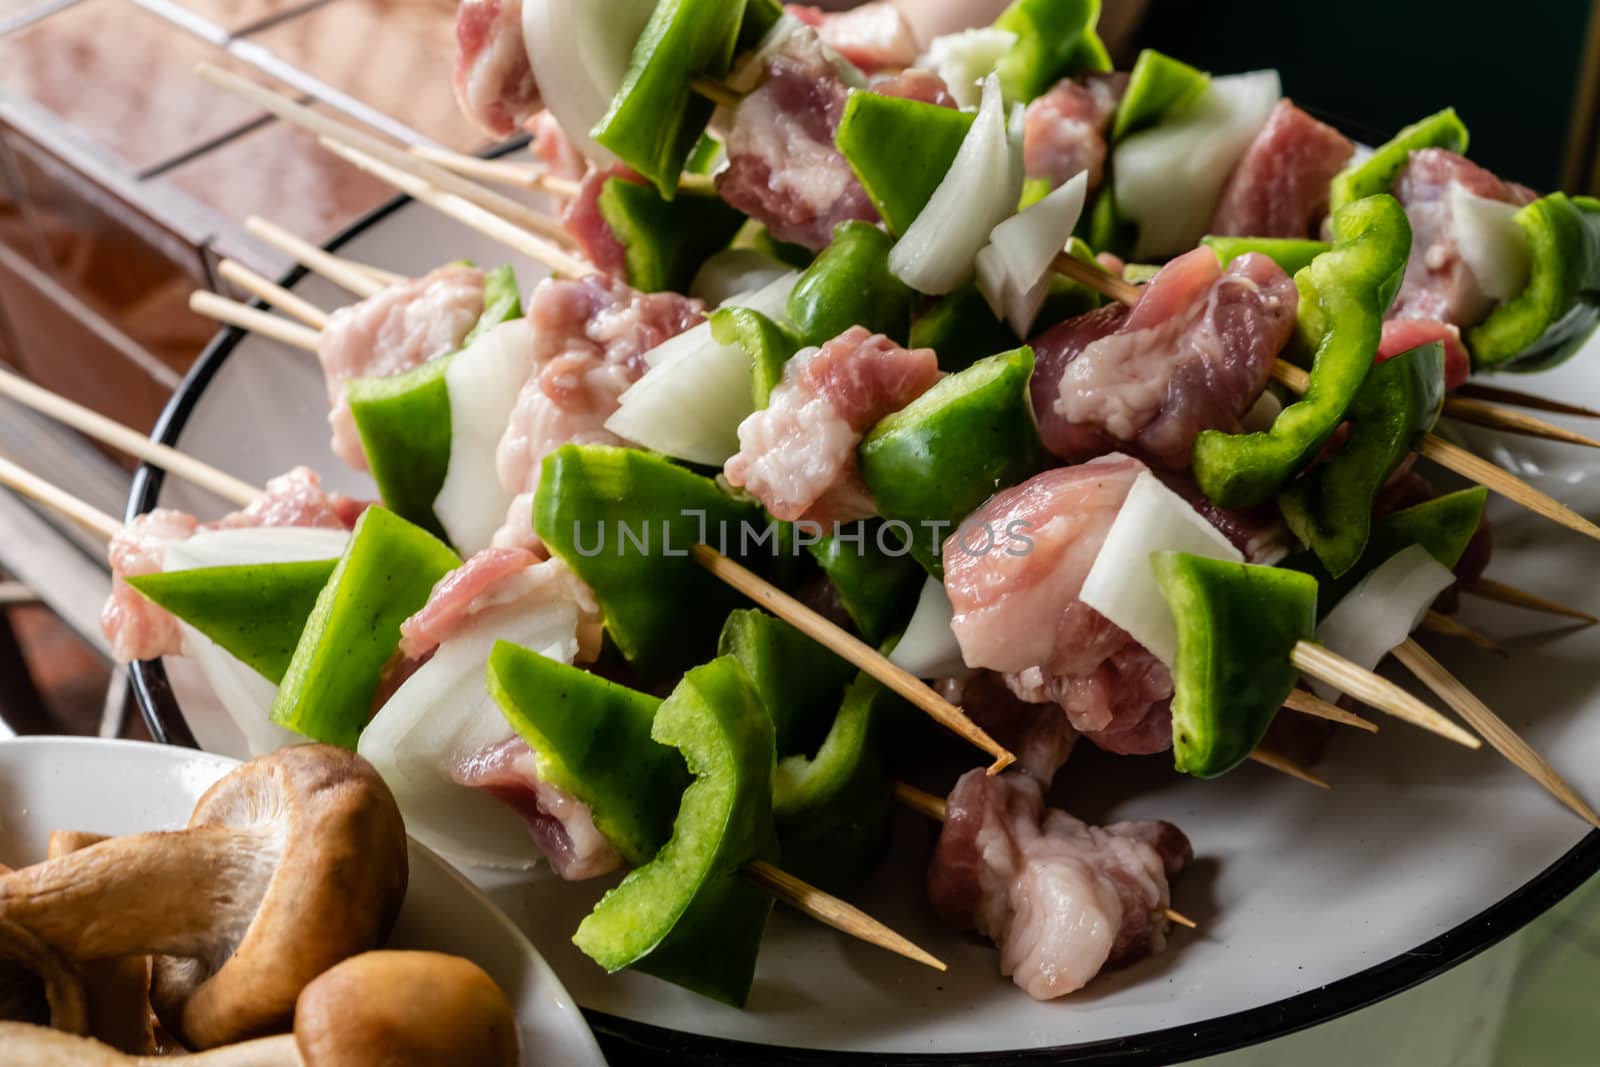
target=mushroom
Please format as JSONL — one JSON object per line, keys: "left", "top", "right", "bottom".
{"left": 0, "top": 950, "right": 521, "bottom": 1066}
{"left": 0, "top": 745, "right": 408, "bottom": 1049}
{"left": 46, "top": 831, "right": 158, "bottom": 1054}
{"left": 0, "top": 914, "right": 87, "bottom": 1035}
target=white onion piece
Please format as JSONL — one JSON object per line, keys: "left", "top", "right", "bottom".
{"left": 1115, "top": 70, "right": 1282, "bottom": 260}
{"left": 1240, "top": 388, "right": 1283, "bottom": 434}
{"left": 523, "top": 0, "right": 655, "bottom": 160}
{"left": 889, "top": 577, "right": 968, "bottom": 678}
{"left": 1080, "top": 470, "right": 1243, "bottom": 668}
{"left": 436, "top": 319, "right": 538, "bottom": 556}
{"left": 359, "top": 598, "right": 581, "bottom": 869}
{"left": 608, "top": 273, "right": 799, "bottom": 464}
{"left": 976, "top": 170, "right": 1088, "bottom": 336}
{"left": 184, "top": 625, "right": 303, "bottom": 758}
{"left": 1312, "top": 545, "right": 1454, "bottom": 702}
{"left": 163, "top": 526, "right": 348, "bottom": 571}
{"left": 1451, "top": 183, "right": 1532, "bottom": 302}
{"left": 690, "top": 249, "right": 793, "bottom": 307}
{"left": 890, "top": 74, "right": 1023, "bottom": 295}
{"left": 918, "top": 27, "right": 1017, "bottom": 109}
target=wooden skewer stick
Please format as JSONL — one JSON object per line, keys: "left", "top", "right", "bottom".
{"left": 1289, "top": 641, "right": 1480, "bottom": 749}
{"left": 1454, "top": 383, "right": 1600, "bottom": 420}
{"left": 1442, "top": 396, "right": 1600, "bottom": 450}
{"left": 742, "top": 859, "right": 945, "bottom": 971}
{"left": 218, "top": 259, "right": 330, "bottom": 331}
{"left": 244, "top": 216, "right": 393, "bottom": 298}
{"left": 189, "top": 292, "right": 320, "bottom": 354}
{"left": 1283, "top": 688, "right": 1378, "bottom": 733}
{"left": 889, "top": 783, "right": 1200, "bottom": 927}
{"left": 1392, "top": 639, "right": 1600, "bottom": 828}
{"left": 1050, "top": 254, "right": 1600, "bottom": 457}
{"left": 1463, "top": 577, "right": 1598, "bottom": 624}
{"left": 196, "top": 64, "right": 579, "bottom": 251}
{"left": 1248, "top": 747, "right": 1332, "bottom": 789}
{"left": 692, "top": 544, "right": 1015, "bottom": 773}
{"left": 1420, "top": 611, "right": 1504, "bottom": 655}
{"left": 407, "top": 143, "right": 577, "bottom": 194}
{"left": 0, "top": 367, "right": 258, "bottom": 509}
{"left": 1417, "top": 435, "right": 1600, "bottom": 544}
{"left": 321, "top": 139, "right": 593, "bottom": 279}
{"left": 0, "top": 453, "right": 120, "bottom": 540}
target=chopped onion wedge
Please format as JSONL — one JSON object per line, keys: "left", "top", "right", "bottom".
{"left": 890, "top": 74, "right": 1023, "bottom": 296}
{"left": 184, "top": 625, "right": 303, "bottom": 758}
{"left": 1080, "top": 470, "right": 1243, "bottom": 668}
{"left": 607, "top": 273, "right": 798, "bottom": 465}
{"left": 889, "top": 577, "right": 968, "bottom": 678}
{"left": 1240, "top": 389, "right": 1283, "bottom": 434}
{"left": 691, "top": 249, "right": 793, "bottom": 307}
{"left": 1312, "top": 545, "right": 1454, "bottom": 702}
{"left": 1451, "top": 183, "right": 1532, "bottom": 302}
{"left": 523, "top": 0, "right": 655, "bottom": 160}
{"left": 359, "top": 598, "right": 581, "bottom": 869}
{"left": 436, "top": 319, "right": 538, "bottom": 555}
{"left": 1115, "top": 70, "right": 1282, "bottom": 260}
{"left": 918, "top": 27, "right": 1018, "bottom": 109}
{"left": 976, "top": 170, "right": 1088, "bottom": 336}
{"left": 163, "top": 526, "right": 348, "bottom": 571}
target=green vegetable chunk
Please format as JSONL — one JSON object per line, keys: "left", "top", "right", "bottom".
{"left": 485, "top": 641, "right": 688, "bottom": 866}
{"left": 271, "top": 508, "right": 461, "bottom": 748}
{"left": 859, "top": 348, "right": 1042, "bottom": 573}
{"left": 1470, "top": 193, "right": 1600, "bottom": 370}
{"left": 1279, "top": 342, "right": 1445, "bottom": 577}
{"left": 787, "top": 221, "right": 916, "bottom": 345}
{"left": 835, "top": 93, "right": 975, "bottom": 235}
{"left": 709, "top": 306, "right": 801, "bottom": 408}
{"left": 993, "top": 0, "right": 1110, "bottom": 103}
{"left": 1112, "top": 48, "right": 1210, "bottom": 140}
{"left": 573, "top": 657, "right": 778, "bottom": 1007}
{"left": 1287, "top": 487, "right": 1488, "bottom": 616}
{"left": 598, "top": 177, "right": 746, "bottom": 293}
{"left": 806, "top": 525, "right": 923, "bottom": 644}
{"left": 349, "top": 266, "right": 522, "bottom": 541}
{"left": 1154, "top": 553, "right": 1317, "bottom": 778}
{"left": 911, "top": 285, "right": 1022, "bottom": 372}
{"left": 535, "top": 445, "right": 767, "bottom": 678}
{"left": 593, "top": 0, "right": 746, "bottom": 196}
{"left": 718, "top": 609, "right": 855, "bottom": 757}
{"left": 1202, "top": 235, "right": 1331, "bottom": 276}
{"left": 773, "top": 672, "right": 894, "bottom": 892}
{"left": 127, "top": 559, "right": 336, "bottom": 684}
{"left": 1328, "top": 108, "right": 1469, "bottom": 215}
{"left": 1193, "top": 194, "right": 1412, "bottom": 508}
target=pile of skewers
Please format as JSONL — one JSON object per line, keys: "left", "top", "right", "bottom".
{"left": 4, "top": 0, "right": 1600, "bottom": 1008}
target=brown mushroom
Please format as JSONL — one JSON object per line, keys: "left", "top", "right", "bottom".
{"left": 46, "top": 831, "right": 158, "bottom": 1054}
{"left": 0, "top": 745, "right": 408, "bottom": 1049}
{"left": 0, "top": 950, "right": 521, "bottom": 1066}
{"left": 0, "top": 916, "right": 87, "bottom": 1035}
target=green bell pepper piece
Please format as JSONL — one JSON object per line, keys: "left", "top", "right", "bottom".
{"left": 1192, "top": 194, "right": 1411, "bottom": 508}
{"left": 787, "top": 221, "right": 916, "bottom": 345}
{"left": 709, "top": 306, "right": 802, "bottom": 408}
{"left": 485, "top": 640, "right": 688, "bottom": 866}
{"left": 574, "top": 656, "right": 778, "bottom": 1007}
{"left": 1469, "top": 193, "right": 1600, "bottom": 370}
{"left": 859, "top": 347, "right": 1042, "bottom": 573}
{"left": 835, "top": 93, "right": 975, "bottom": 236}
{"left": 1112, "top": 48, "right": 1210, "bottom": 141}
{"left": 1084, "top": 182, "right": 1135, "bottom": 259}
{"left": 271, "top": 508, "right": 461, "bottom": 748}
{"left": 737, "top": 0, "right": 783, "bottom": 49}
{"left": 126, "top": 559, "right": 336, "bottom": 683}
{"left": 1286, "top": 487, "right": 1488, "bottom": 615}
{"left": 1279, "top": 342, "right": 1446, "bottom": 577}
{"left": 993, "top": 0, "right": 1109, "bottom": 103}
{"left": 598, "top": 177, "right": 747, "bottom": 293}
{"left": 1328, "top": 108, "right": 1469, "bottom": 215}
{"left": 911, "top": 285, "right": 1022, "bottom": 372}
{"left": 806, "top": 525, "right": 923, "bottom": 644}
{"left": 743, "top": 223, "right": 817, "bottom": 269}
{"left": 535, "top": 445, "right": 767, "bottom": 678}
{"left": 718, "top": 609, "right": 855, "bottom": 758}
{"left": 1203, "top": 235, "right": 1331, "bottom": 276}
{"left": 1154, "top": 552, "right": 1318, "bottom": 778}
{"left": 348, "top": 358, "right": 454, "bottom": 543}
{"left": 348, "top": 267, "right": 522, "bottom": 541}
{"left": 592, "top": 0, "right": 746, "bottom": 197}
{"left": 773, "top": 672, "right": 894, "bottom": 892}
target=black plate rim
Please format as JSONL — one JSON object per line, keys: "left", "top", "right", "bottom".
{"left": 128, "top": 184, "right": 1600, "bottom": 1067}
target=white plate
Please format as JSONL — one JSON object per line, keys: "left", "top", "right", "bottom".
{"left": 129, "top": 196, "right": 1600, "bottom": 1062}
{"left": 0, "top": 736, "right": 604, "bottom": 1067}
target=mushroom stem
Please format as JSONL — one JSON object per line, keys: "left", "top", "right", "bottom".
{"left": 0, "top": 1024, "right": 296, "bottom": 1065}
{"left": 0, "top": 917, "right": 87, "bottom": 1035}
